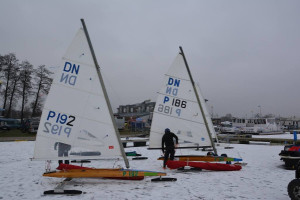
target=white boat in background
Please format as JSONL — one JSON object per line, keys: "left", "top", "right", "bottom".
{"left": 232, "top": 117, "right": 282, "bottom": 134}
{"left": 220, "top": 121, "right": 241, "bottom": 134}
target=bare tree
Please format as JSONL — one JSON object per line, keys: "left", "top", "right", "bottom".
{"left": 0, "top": 54, "right": 3, "bottom": 72}
{"left": 31, "top": 65, "right": 53, "bottom": 117}
{"left": 19, "top": 60, "right": 33, "bottom": 123}
{"left": 6, "top": 66, "right": 21, "bottom": 118}
{"left": 0, "top": 53, "right": 19, "bottom": 116}
{"left": 0, "top": 55, "right": 4, "bottom": 105}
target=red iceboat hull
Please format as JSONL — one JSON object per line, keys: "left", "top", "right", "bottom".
{"left": 167, "top": 160, "right": 242, "bottom": 171}
{"left": 54, "top": 163, "right": 145, "bottom": 180}
{"left": 57, "top": 163, "right": 91, "bottom": 170}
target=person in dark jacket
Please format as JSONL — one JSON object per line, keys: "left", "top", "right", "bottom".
{"left": 162, "top": 128, "right": 179, "bottom": 168}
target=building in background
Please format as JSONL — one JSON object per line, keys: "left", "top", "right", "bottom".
{"left": 280, "top": 117, "right": 300, "bottom": 130}
{"left": 116, "top": 100, "right": 155, "bottom": 131}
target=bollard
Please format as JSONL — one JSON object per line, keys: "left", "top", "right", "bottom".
{"left": 294, "top": 131, "right": 298, "bottom": 144}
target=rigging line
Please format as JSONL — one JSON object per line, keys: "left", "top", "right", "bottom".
{"left": 178, "top": 147, "right": 183, "bottom": 156}
{"left": 156, "top": 92, "right": 198, "bottom": 103}
{"left": 237, "top": 151, "right": 243, "bottom": 159}
{"left": 112, "top": 159, "right": 121, "bottom": 168}
{"left": 147, "top": 146, "right": 159, "bottom": 164}
{"left": 153, "top": 111, "right": 206, "bottom": 125}
{"left": 62, "top": 57, "right": 95, "bottom": 69}
{"left": 164, "top": 74, "right": 190, "bottom": 82}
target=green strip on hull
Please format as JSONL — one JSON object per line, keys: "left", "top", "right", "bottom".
{"left": 121, "top": 169, "right": 166, "bottom": 177}
{"left": 143, "top": 172, "right": 165, "bottom": 176}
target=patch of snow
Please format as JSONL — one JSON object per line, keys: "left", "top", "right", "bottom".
{"left": 0, "top": 140, "right": 293, "bottom": 199}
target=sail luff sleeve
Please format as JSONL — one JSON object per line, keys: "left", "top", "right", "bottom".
{"left": 80, "top": 19, "right": 130, "bottom": 168}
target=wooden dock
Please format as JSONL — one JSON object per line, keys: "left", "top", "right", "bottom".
{"left": 121, "top": 139, "right": 149, "bottom": 147}
{"left": 218, "top": 135, "right": 300, "bottom": 145}
{"left": 0, "top": 137, "right": 36, "bottom": 142}
{"left": 2, "top": 134, "right": 297, "bottom": 146}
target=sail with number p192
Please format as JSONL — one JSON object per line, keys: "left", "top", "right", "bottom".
{"left": 33, "top": 28, "right": 126, "bottom": 162}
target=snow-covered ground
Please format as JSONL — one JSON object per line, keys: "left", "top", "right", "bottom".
{"left": 0, "top": 138, "right": 294, "bottom": 200}
{"left": 253, "top": 132, "right": 296, "bottom": 139}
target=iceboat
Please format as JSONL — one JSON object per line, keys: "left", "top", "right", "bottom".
{"left": 32, "top": 19, "right": 167, "bottom": 182}
{"left": 148, "top": 47, "right": 242, "bottom": 171}
{"left": 279, "top": 144, "right": 300, "bottom": 169}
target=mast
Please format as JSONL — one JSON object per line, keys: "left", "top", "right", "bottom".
{"left": 80, "top": 19, "right": 130, "bottom": 168}
{"left": 179, "top": 46, "right": 217, "bottom": 155}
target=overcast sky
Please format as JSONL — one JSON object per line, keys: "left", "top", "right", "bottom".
{"left": 1, "top": 0, "right": 300, "bottom": 118}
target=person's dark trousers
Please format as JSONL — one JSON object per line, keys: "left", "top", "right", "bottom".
{"left": 58, "top": 160, "right": 69, "bottom": 164}
{"left": 163, "top": 148, "right": 175, "bottom": 168}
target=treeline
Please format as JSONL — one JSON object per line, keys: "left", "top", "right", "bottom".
{"left": 0, "top": 53, "right": 53, "bottom": 122}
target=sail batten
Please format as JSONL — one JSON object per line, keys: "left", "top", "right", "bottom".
{"left": 153, "top": 111, "right": 206, "bottom": 125}
{"left": 61, "top": 58, "right": 97, "bottom": 69}
{"left": 156, "top": 93, "right": 198, "bottom": 103}
{"left": 50, "top": 81, "right": 106, "bottom": 97}
{"left": 164, "top": 75, "right": 191, "bottom": 81}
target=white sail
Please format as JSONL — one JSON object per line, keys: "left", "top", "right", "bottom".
{"left": 195, "top": 84, "right": 218, "bottom": 141}
{"left": 149, "top": 53, "right": 213, "bottom": 149}
{"left": 33, "top": 28, "right": 124, "bottom": 161}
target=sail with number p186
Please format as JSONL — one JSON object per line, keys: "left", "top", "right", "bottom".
{"left": 149, "top": 49, "right": 215, "bottom": 150}
{"left": 33, "top": 28, "right": 127, "bottom": 164}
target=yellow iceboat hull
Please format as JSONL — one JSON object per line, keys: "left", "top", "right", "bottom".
{"left": 43, "top": 168, "right": 166, "bottom": 178}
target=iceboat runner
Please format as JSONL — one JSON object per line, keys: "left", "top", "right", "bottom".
{"left": 279, "top": 145, "right": 300, "bottom": 169}
{"left": 32, "top": 19, "right": 172, "bottom": 194}
{"left": 148, "top": 47, "right": 242, "bottom": 171}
